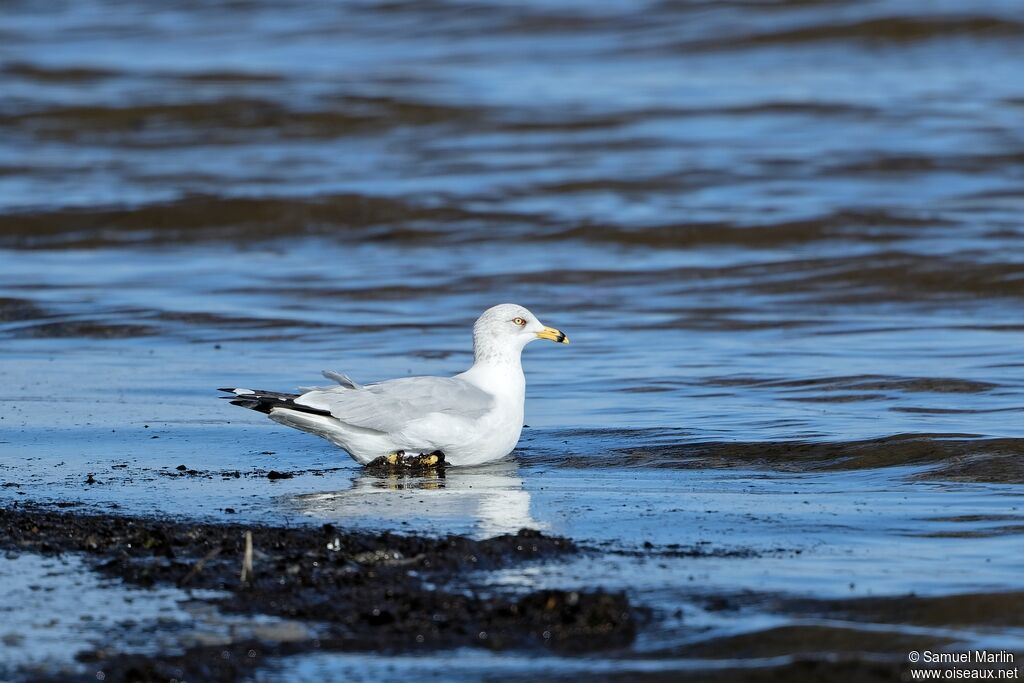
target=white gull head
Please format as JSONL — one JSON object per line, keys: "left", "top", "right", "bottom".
{"left": 471, "top": 303, "right": 569, "bottom": 365}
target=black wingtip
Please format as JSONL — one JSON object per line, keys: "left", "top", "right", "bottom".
{"left": 222, "top": 389, "right": 331, "bottom": 417}
{"left": 230, "top": 398, "right": 270, "bottom": 413}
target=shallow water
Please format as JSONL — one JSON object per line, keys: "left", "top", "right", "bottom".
{"left": 2, "top": 0, "right": 1023, "bottom": 678}
{"left": 0, "top": 553, "right": 228, "bottom": 679}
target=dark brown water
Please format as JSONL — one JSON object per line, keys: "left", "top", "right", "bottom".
{"left": 1, "top": 0, "right": 1023, "bottom": 680}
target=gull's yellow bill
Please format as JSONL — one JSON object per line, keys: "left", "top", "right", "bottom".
{"left": 535, "top": 326, "right": 569, "bottom": 344}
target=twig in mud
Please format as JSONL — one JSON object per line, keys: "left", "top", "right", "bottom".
{"left": 240, "top": 530, "right": 253, "bottom": 585}
{"left": 178, "top": 546, "right": 222, "bottom": 587}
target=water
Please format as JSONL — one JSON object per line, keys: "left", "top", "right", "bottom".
{"left": 1, "top": 0, "right": 1023, "bottom": 679}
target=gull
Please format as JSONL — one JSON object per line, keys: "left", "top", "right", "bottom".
{"left": 220, "top": 304, "right": 568, "bottom": 467}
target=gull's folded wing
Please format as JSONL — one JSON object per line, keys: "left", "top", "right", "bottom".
{"left": 296, "top": 376, "right": 493, "bottom": 434}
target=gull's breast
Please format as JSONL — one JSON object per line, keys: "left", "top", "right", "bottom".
{"left": 442, "top": 394, "right": 524, "bottom": 466}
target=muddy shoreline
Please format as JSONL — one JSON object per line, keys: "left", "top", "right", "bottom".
{"left": 5, "top": 503, "right": 1022, "bottom": 682}
{"left": 2, "top": 504, "right": 636, "bottom": 682}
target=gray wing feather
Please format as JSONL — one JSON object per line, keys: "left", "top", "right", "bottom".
{"left": 296, "top": 370, "right": 363, "bottom": 393}
{"left": 296, "top": 376, "right": 493, "bottom": 433}
{"left": 321, "top": 370, "right": 362, "bottom": 389}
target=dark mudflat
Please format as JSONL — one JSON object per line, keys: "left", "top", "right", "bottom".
{"left": 1, "top": 505, "right": 635, "bottom": 682}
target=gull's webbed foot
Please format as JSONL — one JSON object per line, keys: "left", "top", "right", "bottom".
{"left": 366, "top": 450, "right": 446, "bottom": 473}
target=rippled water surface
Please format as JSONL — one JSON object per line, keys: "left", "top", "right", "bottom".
{"left": 1, "top": 0, "right": 1023, "bottom": 679}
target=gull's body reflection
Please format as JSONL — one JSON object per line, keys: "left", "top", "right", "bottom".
{"left": 285, "top": 460, "right": 544, "bottom": 538}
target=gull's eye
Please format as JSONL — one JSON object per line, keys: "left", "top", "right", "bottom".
{"left": 512, "top": 317, "right": 526, "bottom": 326}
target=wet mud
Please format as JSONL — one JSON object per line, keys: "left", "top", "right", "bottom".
{"left": 2, "top": 505, "right": 634, "bottom": 682}
{"left": 9, "top": 501, "right": 1022, "bottom": 682}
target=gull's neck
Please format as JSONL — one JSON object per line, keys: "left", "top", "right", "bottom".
{"left": 472, "top": 334, "right": 526, "bottom": 367}
{"left": 459, "top": 336, "right": 526, "bottom": 399}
